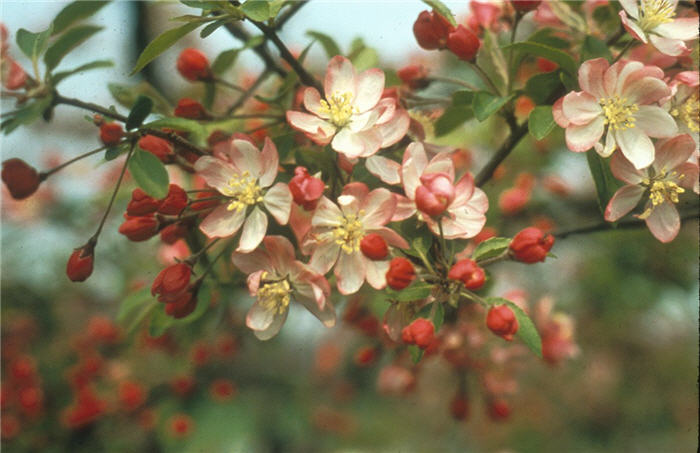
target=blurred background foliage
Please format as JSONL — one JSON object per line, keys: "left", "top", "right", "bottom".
{"left": 1, "top": 1, "right": 698, "bottom": 452}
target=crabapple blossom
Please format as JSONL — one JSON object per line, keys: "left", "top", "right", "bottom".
{"left": 553, "top": 58, "right": 677, "bottom": 169}
{"left": 307, "top": 183, "right": 408, "bottom": 295}
{"left": 194, "top": 137, "right": 292, "bottom": 253}
{"left": 605, "top": 134, "right": 698, "bottom": 242}
{"left": 231, "top": 236, "right": 335, "bottom": 340}
{"left": 661, "top": 71, "right": 699, "bottom": 143}
{"left": 286, "top": 56, "right": 409, "bottom": 158}
{"left": 618, "top": 0, "right": 699, "bottom": 56}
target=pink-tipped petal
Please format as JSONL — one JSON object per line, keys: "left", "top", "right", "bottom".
{"left": 616, "top": 127, "right": 655, "bottom": 169}
{"left": 286, "top": 111, "right": 336, "bottom": 145}
{"left": 653, "top": 134, "right": 697, "bottom": 172}
{"left": 200, "top": 205, "right": 246, "bottom": 238}
{"left": 232, "top": 248, "right": 272, "bottom": 275}
{"left": 375, "top": 227, "right": 410, "bottom": 249}
{"left": 335, "top": 251, "right": 366, "bottom": 295}
{"left": 644, "top": 201, "right": 680, "bottom": 243}
{"left": 231, "top": 139, "right": 262, "bottom": 177}
{"left": 610, "top": 152, "right": 645, "bottom": 184}
{"left": 378, "top": 108, "right": 410, "bottom": 147}
{"left": 361, "top": 188, "right": 397, "bottom": 228}
{"left": 194, "top": 156, "right": 238, "bottom": 193}
{"left": 325, "top": 55, "right": 357, "bottom": 99}
{"left": 656, "top": 17, "right": 699, "bottom": 41}
{"left": 619, "top": 10, "right": 647, "bottom": 42}
{"left": 263, "top": 182, "right": 292, "bottom": 225}
{"left": 311, "top": 196, "right": 343, "bottom": 228}
{"left": 618, "top": 0, "right": 639, "bottom": 19}
{"left": 341, "top": 181, "right": 370, "bottom": 201}
{"left": 604, "top": 185, "right": 644, "bottom": 221}
{"left": 565, "top": 116, "right": 605, "bottom": 152}
{"left": 562, "top": 92, "right": 602, "bottom": 125}
{"left": 237, "top": 207, "right": 268, "bottom": 253}
{"left": 259, "top": 137, "right": 279, "bottom": 188}
{"left": 649, "top": 34, "right": 690, "bottom": 56}
{"left": 303, "top": 87, "right": 330, "bottom": 118}
{"left": 625, "top": 77, "right": 670, "bottom": 104}
{"left": 309, "top": 240, "right": 341, "bottom": 274}
{"left": 365, "top": 259, "right": 389, "bottom": 290}
{"left": 552, "top": 97, "right": 570, "bottom": 128}
{"left": 355, "top": 68, "right": 385, "bottom": 112}
{"left": 391, "top": 194, "right": 417, "bottom": 222}
{"left": 578, "top": 58, "right": 610, "bottom": 99}
{"left": 401, "top": 142, "right": 428, "bottom": 200}
{"left": 366, "top": 155, "right": 402, "bottom": 185}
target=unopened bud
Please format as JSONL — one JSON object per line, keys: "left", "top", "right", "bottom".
{"left": 360, "top": 233, "right": 388, "bottom": 260}
{"left": 386, "top": 257, "right": 416, "bottom": 290}
{"left": 177, "top": 48, "right": 211, "bottom": 82}
{"left": 486, "top": 305, "right": 519, "bottom": 341}
{"left": 1, "top": 158, "right": 41, "bottom": 199}
{"left": 66, "top": 244, "right": 95, "bottom": 282}
{"left": 448, "top": 259, "right": 485, "bottom": 290}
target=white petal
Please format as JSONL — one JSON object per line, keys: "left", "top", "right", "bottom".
{"left": 231, "top": 139, "right": 262, "bottom": 178}
{"left": 634, "top": 106, "right": 678, "bottom": 138}
{"left": 194, "top": 156, "right": 237, "bottom": 193}
{"left": 656, "top": 17, "right": 699, "bottom": 41}
{"left": 365, "top": 259, "right": 389, "bottom": 290}
{"left": 378, "top": 109, "right": 410, "bottom": 147}
{"left": 649, "top": 34, "right": 690, "bottom": 57}
{"left": 366, "top": 155, "right": 401, "bottom": 185}
{"left": 610, "top": 152, "right": 645, "bottom": 185}
{"left": 258, "top": 137, "right": 279, "bottom": 188}
{"left": 200, "top": 205, "right": 246, "bottom": 238}
{"left": 308, "top": 240, "right": 340, "bottom": 274}
{"left": 263, "top": 182, "right": 292, "bottom": 225}
{"left": 325, "top": 55, "right": 357, "bottom": 99}
{"left": 565, "top": 116, "right": 604, "bottom": 152}
{"left": 237, "top": 207, "right": 268, "bottom": 253}
{"left": 616, "top": 128, "right": 655, "bottom": 169}
{"left": 331, "top": 127, "right": 383, "bottom": 158}
{"left": 335, "top": 251, "right": 366, "bottom": 295}
{"left": 311, "top": 196, "right": 343, "bottom": 228}
{"left": 303, "top": 87, "right": 330, "bottom": 119}
{"left": 354, "top": 68, "right": 385, "bottom": 112}
{"left": 401, "top": 142, "right": 428, "bottom": 200}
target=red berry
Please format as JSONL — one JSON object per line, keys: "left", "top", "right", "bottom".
{"left": 174, "top": 98, "right": 207, "bottom": 119}
{"left": 386, "top": 257, "right": 416, "bottom": 290}
{"left": 169, "top": 413, "right": 194, "bottom": 438}
{"left": 1, "top": 158, "right": 41, "bottom": 199}
{"left": 360, "top": 233, "right": 388, "bottom": 260}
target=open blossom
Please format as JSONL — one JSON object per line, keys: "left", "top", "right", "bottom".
{"left": 553, "top": 58, "right": 677, "bottom": 169}
{"left": 661, "top": 71, "right": 699, "bottom": 143}
{"left": 307, "top": 183, "right": 408, "bottom": 295}
{"left": 286, "top": 56, "right": 409, "bottom": 159}
{"left": 605, "top": 134, "right": 698, "bottom": 243}
{"left": 231, "top": 236, "right": 335, "bottom": 340}
{"left": 395, "top": 142, "right": 488, "bottom": 239}
{"left": 619, "top": 0, "right": 699, "bottom": 56}
{"left": 194, "top": 137, "right": 292, "bottom": 252}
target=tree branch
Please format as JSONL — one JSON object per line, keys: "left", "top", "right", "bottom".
{"left": 54, "top": 93, "right": 128, "bottom": 122}
{"left": 475, "top": 115, "right": 527, "bottom": 187}
{"left": 554, "top": 211, "right": 699, "bottom": 239}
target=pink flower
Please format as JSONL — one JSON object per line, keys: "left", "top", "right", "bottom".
{"left": 605, "top": 134, "right": 698, "bottom": 242}
{"left": 553, "top": 58, "right": 677, "bottom": 169}
{"left": 194, "top": 137, "right": 292, "bottom": 252}
{"left": 397, "top": 142, "right": 488, "bottom": 239}
{"left": 231, "top": 236, "right": 335, "bottom": 340}
{"left": 661, "top": 71, "right": 699, "bottom": 144}
{"left": 286, "top": 56, "right": 409, "bottom": 158}
{"left": 307, "top": 183, "right": 408, "bottom": 295}
{"left": 619, "top": 0, "right": 698, "bottom": 56}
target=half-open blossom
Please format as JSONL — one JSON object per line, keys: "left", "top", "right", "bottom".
{"left": 605, "top": 134, "right": 698, "bottom": 242}
{"left": 618, "top": 0, "right": 699, "bottom": 56}
{"left": 307, "top": 183, "right": 408, "bottom": 295}
{"left": 231, "top": 236, "right": 335, "bottom": 340}
{"left": 194, "top": 137, "right": 292, "bottom": 252}
{"left": 553, "top": 58, "right": 677, "bottom": 169}
{"left": 286, "top": 56, "right": 409, "bottom": 158}
{"left": 662, "top": 71, "right": 699, "bottom": 143}
{"left": 398, "top": 142, "right": 488, "bottom": 239}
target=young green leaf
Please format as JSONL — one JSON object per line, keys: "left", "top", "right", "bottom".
{"left": 212, "top": 48, "right": 241, "bottom": 75}
{"left": 487, "top": 297, "right": 542, "bottom": 357}
{"left": 477, "top": 30, "right": 508, "bottom": 92}
{"left": 472, "top": 91, "right": 514, "bottom": 122}
{"left": 409, "top": 345, "right": 424, "bottom": 364}
{"left": 125, "top": 95, "right": 154, "bottom": 130}
{"left": 16, "top": 26, "right": 53, "bottom": 61}
{"left": 306, "top": 30, "right": 342, "bottom": 58}
{"left": 504, "top": 41, "right": 577, "bottom": 76}
{"left": 51, "top": 0, "right": 108, "bottom": 36}
{"left": 528, "top": 106, "right": 555, "bottom": 140}
{"left": 116, "top": 288, "right": 157, "bottom": 335}
{"left": 142, "top": 117, "right": 207, "bottom": 143}
{"left": 435, "top": 105, "right": 473, "bottom": 136}
{"left": 581, "top": 35, "right": 612, "bottom": 62}
{"left": 472, "top": 237, "right": 511, "bottom": 262}
{"left": 108, "top": 82, "right": 172, "bottom": 115}
{"left": 586, "top": 150, "right": 620, "bottom": 215}
{"left": 130, "top": 22, "right": 200, "bottom": 75}
{"left": 128, "top": 149, "right": 170, "bottom": 199}
{"left": 240, "top": 0, "right": 271, "bottom": 22}
{"left": 386, "top": 283, "right": 433, "bottom": 302}
{"left": 433, "top": 303, "right": 445, "bottom": 332}
{"left": 525, "top": 71, "right": 562, "bottom": 105}
{"left": 50, "top": 59, "right": 113, "bottom": 85}
{"left": 421, "top": 0, "right": 457, "bottom": 27}
{"left": 1, "top": 96, "right": 54, "bottom": 135}
{"left": 44, "top": 25, "right": 103, "bottom": 71}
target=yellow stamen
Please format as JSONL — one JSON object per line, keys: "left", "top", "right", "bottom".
{"left": 680, "top": 92, "right": 699, "bottom": 133}
{"left": 638, "top": 172, "right": 685, "bottom": 218}
{"left": 318, "top": 92, "right": 358, "bottom": 127}
{"left": 638, "top": 0, "right": 676, "bottom": 31}
{"left": 220, "top": 170, "right": 264, "bottom": 212}
{"left": 257, "top": 271, "right": 291, "bottom": 315}
{"left": 332, "top": 212, "right": 365, "bottom": 254}
{"left": 600, "top": 96, "right": 639, "bottom": 131}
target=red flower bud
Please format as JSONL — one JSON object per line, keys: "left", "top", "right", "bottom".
{"left": 386, "top": 257, "right": 416, "bottom": 290}
{"left": 510, "top": 0, "right": 541, "bottom": 12}
{"left": 152, "top": 263, "right": 192, "bottom": 303}
{"left": 446, "top": 25, "right": 481, "bottom": 62}
{"left": 448, "top": 259, "right": 485, "bottom": 290}
{"left": 288, "top": 166, "right": 325, "bottom": 210}
{"left": 3, "top": 58, "right": 27, "bottom": 90}
{"left": 487, "top": 399, "right": 511, "bottom": 421}
{"left": 138, "top": 135, "right": 173, "bottom": 162}
{"left": 397, "top": 64, "right": 430, "bottom": 90}
{"left": 174, "top": 98, "right": 207, "bottom": 119}
{"left": 354, "top": 346, "right": 378, "bottom": 366}
{"left": 450, "top": 393, "right": 469, "bottom": 420}
{"left": 160, "top": 223, "right": 187, "bottom": 244}
{"left": 99, "top": 122, "right": 123, "bottom": 146}
{"left": 66, "top": 244, "right": 95, "bottom": 282}
{"left": 415, "top": 172, "right": 455, "bottom": 217}
{"left": 177, "top": 48, "right": 211, "bottom": 82}
{"left": 169, "top": 413, "right": 194, "bottom": 438}
{"left": 158, "top": 184, "right": 188, "bottom": 216}
{"left": 360, "top": 233, "right": 388, "bottom": 260}
{"left": 1, "top": 158, "right": 41, "bottom": 199}
{"left": 413, "top": 10, "right": 454, "bottom": 50}
{"left": 509, "top": 227, "right": 554, "bottom": 263}
{"left": 164, "top": 290, "right": 198, "bottom": 319}
{"left": 190, "top": 190, "right": 220, "bottom": 211}
{"left": 401, "top": 318, "right": 435, "bottom": 349}
{"left": 126, "top": 188, "right": 160, "bottom": 216}
{"left": 118, "top": 216, "right": 159, "bottom": 242}
{"left": 118, "top": 380, "right": 146, "bottom": 411}
{"left": 486, "top": 305, "right": 519, "bottom": 341}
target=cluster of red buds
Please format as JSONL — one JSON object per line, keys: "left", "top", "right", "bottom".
{"left": 413, "top": 10, "right": 481, "bottom": 61}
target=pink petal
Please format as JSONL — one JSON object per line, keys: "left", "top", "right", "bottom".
{"left": 616, "top": 127, "right": 655, "bottom": 169}
{"left": 232, "top": 248, "right": 272, "bottom": 275}
{"left": 675, "top": 162, "right": 699, "bottom": 193}
{"left": 645, "top": 202, "right": 680, "bottom": 243}
{"left": 451, "top": 172, "right": 476, "bottom": 207}
{"left": 618, "top": 0, "right": 639, "bottom": 19}
{"left": 366, "top": 155, "right": 401, "bottom": 185}
{"left": 325, "top": 55, "right": 357, "bottom": 99}
{"left": 379, "top": 108, "right": 410, "bottom": 147}
{"left": 263, "top": 235, "right": 296, "bottom": 273}
{"left": 391, "top": 194, "right": 416, "bottom": 222}
{"left": 578, "top": 58, "right": 609, "bottom": 99}
{"left": 335, "top": 251, "right": 366, "bottom": 295}
{"left": 432, "top": 207, "right": 487, "bottom": 239}
{"left": 604, "top": 185, "right": 644, "bottom": 221}
{"left": 424, "top": 152, "right": 455, "bottom": 182}
{"left": 312, "top": 196, "right": 343, "bottom": 228}
{"left": 649, "top": 34, "right": 690, "bottom": 57}
{"left": 341, "top": 181, "right": 370, "bottom": 201}
{"left": 656, "top": 17, "right": 699, "bottom": 41}
{"left": 552, "top": 97, "right": 570, "bottom": 128}
{"left": 355, "top": 68, "right": 385, "bottom": 112}
{"left": 246, "top": 299, "right": 277, "bottom": 332}
{"left": 361, "top": 188, "right": 396, "bottom": 228}
{"left": 263, "top": 182, "right": 292, "bottom": 225}
{"left": 401, "top": 142, "right": 428, "bottom": 200}
{"left": 634, "top": 106, "right": 677, "bottom": 138}
{"left": 230, "top": 139, "right": 262, "bottom": 178}
{"left": 619, "top": 10, "right": 647, "bottom": 43}
{"left": 610, "top": 152, "right": 645, "bottom": 184}
{"left": 374, "top": 227, "right": 410, "bottom": 249}
{"left": 286, "top": 111, "right": 336, "bottom": 145}
{"left": 565, "top": 116, "right": 604, "bottom": 152}
{"left": 562, "top": 91, "right": 602, "bottom": 125}
{"left": 331, "top": 127, "right": 383, "bottom": 158}
{"left": 604, "top": 60, "right": 643, "bottom": 97}
{"left": 258, "top": 137, "right": 279, "bottom": 188}
{"left": 653, "top": 134, "right": 697, "bottom": 172}
{"left": 365, "top": 259, "right": 389, "bottom": 290}
{"left": 194, "top": 156, "right": 237, "bottom": 192}
{"left": 237, "top": 207, "right": 268, "bottom": 253}
{"left": 303, "top": 87, "right": 330, "bottom": 119}
{"left": 200, "top": 205, "right": 246, "bottom": 238}
{"left": 294, "top": 279, "right": 336, "bottom": 327}
{"left": 309, "top": 240, "right": 341, "bottom": 274}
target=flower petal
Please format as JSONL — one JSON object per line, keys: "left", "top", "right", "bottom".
{"left": 451, "top": 172, "right": 476, "bottom": 207}
{"left": 365, "top": 259, "right": 389, "bottom": 290}
{"left": 618, "top": 0, "right": 639, "bottom": 19}
{"left": 374, "top": 227, "right": 410, "bottom": 249}
{"left": 361, "top": 188, "right": 396, "bottom": 228}
{"left": 331, "top": 127, "right": 383, "bottom": 158}
{"left": 391, "top": 194, "right": 416, "bottom": 222}
{"left": 578, "top": 58, "right": 609, "bottom": 99}
{"left": 552, "top": 97, "right": 570, "bottom": 128}
{"left": 355, "top": 68, "right": 385, "bottom": 112}
{"left": 653, "top": 134, "right": 697, "bottom": 172}
{"left": 232, "top": 248, "right": 272, "bottom": 274}
{"left": 237, "top": 206, "right": 268, "bottom": 253}
{"left": 194, "top": 156, "right": 237, "bottom": 193}
{"left": 616, "top": 127, "right": 655, "bottom": 169}
{"left": 246, "top": 299, "right": 277, "bottom": 332}
{"left": 656, "top": 17, "right": 699, "bottom": 41}
{"left": 286, "top": 111, "right": 336, "bottom": 145}
{"left": 565, "top": 116, "right": 604, "bottom": 152}
{"left": 610, "top": 152, "right": 645, "bottom": 184}
{"left": 303, "top": 87, "right": 330, "bottom": 119}
{"left": 200, "top": 205, "right": 246, "bottom": 238}
{"left": 378, "top": 108, "right": 410, "bottom": 147}
{"left": 366, "top": 155, "right": 401, "bottom": 185}
{"left": 263, "top": 182, "right": 292, "bottom": 225}
{"left": 619, "top": 10, "right": 647, "bottom": 42}
{"left": 625, "top": 77, "right": 670, "bottom": 105}
{"left": 634, "top": 106, "right": 678, "bottom": 138}
{"left": 312, "top": 196, "right": 343, "bottom": 228}
{"left": 325, "top": 55, "right": 357, "bottom": 99}
{"left": 424, "top": 152, "right": 455, "bottom": 182}
{"left": 402, "top": 142, "right": 428, "bottom": 200}
{"left": 645, "top": 201, "right": 680, "bottom": 243}
{"left": 230, "top": 139, "right": 262, "bottom": 178}
{"left": 309, "top": 240, "right": 341, "bottom": 274}
{"left": 604, "top": 185, "right": 644, "bottom": 221}
{"left": 649, "top": 33, "right": 690, "bottom": 57}
{"left": 263, "top": 235, "right": 296, "bottom": 274}
{"left": 335, "top": 251, "right": 366, "bottom": 295}
{"left": 562, "top": 91, "right": 602, "bottom": 125}
{"left": 258, "top": 137, "right": 279, "bottom": 188}
{"left": 251, "top": 305, "right": 289, "bottom": 340}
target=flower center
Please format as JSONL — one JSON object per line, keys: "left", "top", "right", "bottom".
{"left": 258, "top": 272, "right": 291, "bottom": 314}
{"left": 677, "top": 92, "right": 699, "bottom": 133}
{"left": 220, "top": 170, "right": 263, "bottom": 212}
{"left": 332, "top": 212, "right": 365, "bottom": 254}
{"left": 600, "top": 96, "right": 639, "bottom": 131}
{"left": 639, "top": 0, "right": 675, "bottom": 30}
{"left": 319, "top": 92, "right": 357, "bottom": 127}
{"left": 639, "top": 172, "right": 685, "bottom": 218}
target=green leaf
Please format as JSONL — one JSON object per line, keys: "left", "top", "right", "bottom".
{"left": 528, "top": 106, "right": 555, "bottom": 140}
{"left": 477, "top": 30, "right": 508, "bottom": 92}
{"left": 44, "top": 25, "right": 103, "bottom": 71}
{"left": 472, "top": 91, "right": 514, "bottom": 122}
{"left": 51, "top": 0, "right": 108, "bottom": 36}
{"left": 421, "top": 0, "right": 457, "bottom": 27}
{"left": 408, "top": 345, "right": 424, "bottom": 364}
{"left": 527, "top": 27, "right": 569, "bottom": 49}
{"left": 116, "top": 288, "right": 157, "bottom": 335}
{"left": 586, "top": 150, "right": 620, "bottom": 215}
{"left": 108, "top": 82, "right": 172, "bottom": 115}
{"left": 125, "top": 95, "right": 153, "bottom": 130}
{"left": 471, "top": 237, "right": 511, "bottom": 262}
{"left": 433, "top": 303, "right": 445, "bottom": 332}
{"left": 212, "top": 48, "right": 240, "bottom": 75}
{"left": 105, "top": 143, "right": 128, "bottom": 161}
{"left": 306, "top": 31, "right": 341, "bottom": 58}
{"left": 487, "top": 297, "right": 542, "bottom": 357}
{"left": 1, "top": 96, "right": 54, "bottom": 134}
{"left": 350, "top": 47, "right": 378, "bottom": 72}
{"left": 50, "top": 59, "right": 113, "bottom": 85}
{"left": 16, "top": 26, "right": 53, "bottom": 60}
{"left": 128, "top": 149, "right": 170, "bottom": 199}
{"left": 386, "top": 283, "right": 433, "bottom": 302}
{"left": 581, "top": 35, "right": 612, "bottom": 62}
{"left": 142, "top": 117, "right": 207, "bottom": 143}
{"left": 130, "top": 22, "right": 200, "bottom": 75}
{"left": 504, "top": 41, "right": 577, "bottom": 76}
{"left": 452, "top": 90, "right": 474, "bottom": 106}
{"left": 435, "top": 105, "right": 473, "bottom": 136}
{"left": 240, "top": 0, "right": 270, "bottom": 22}
{"left": 200, "top": 18, "right": 229, "bottom": 38}
{"left": 525, "top": 71, "right": 562, "bottom": 105}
